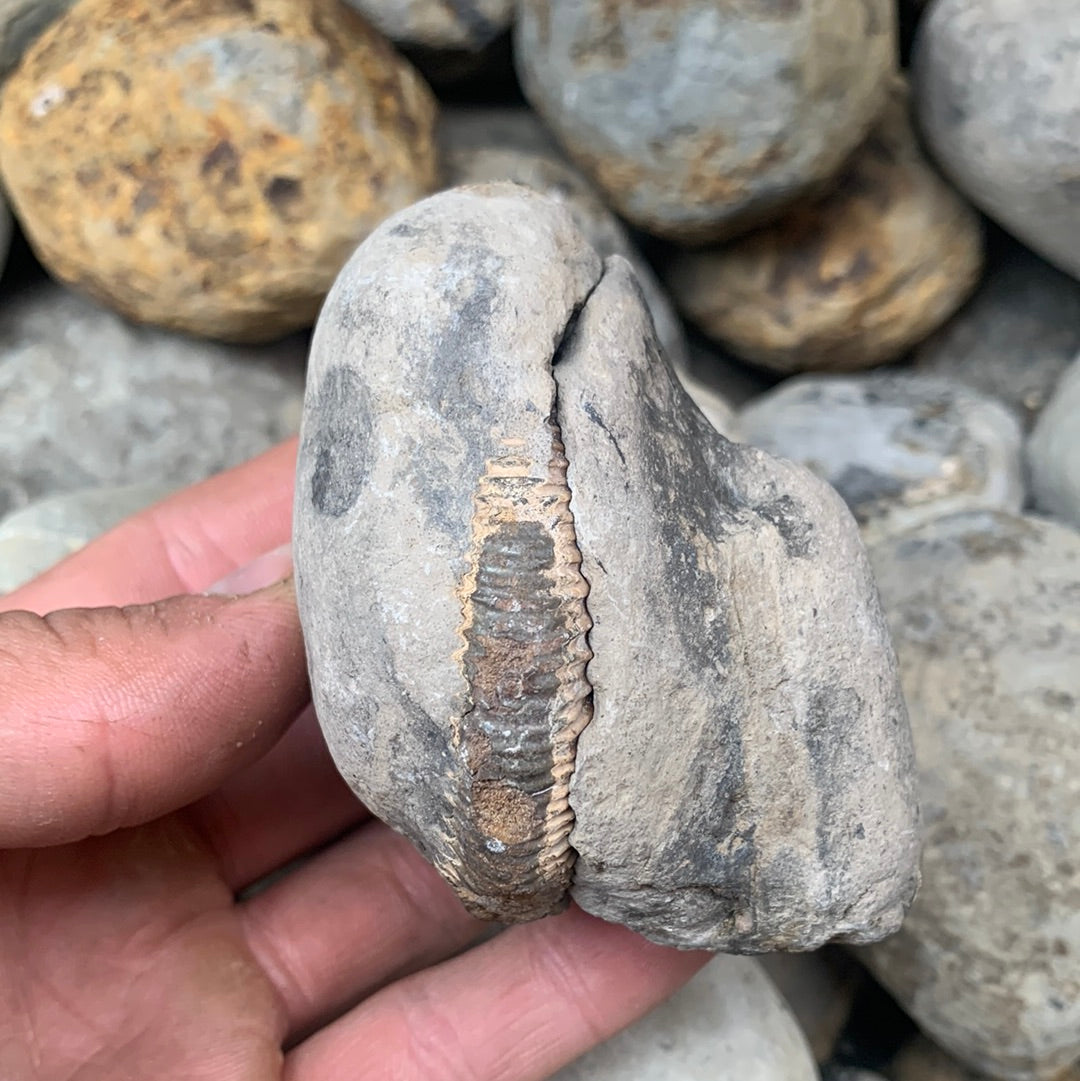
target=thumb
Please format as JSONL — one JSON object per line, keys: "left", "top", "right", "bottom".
{"left": 0, "top": 578, "right": 309, "bottom": 848}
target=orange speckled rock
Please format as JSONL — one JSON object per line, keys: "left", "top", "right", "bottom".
{"left": 664, "top": 80, "right": 983, "bottom": 374}
{"left": 0, "top": 0, "right": 438, "bottom": 342}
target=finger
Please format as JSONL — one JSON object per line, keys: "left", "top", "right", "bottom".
{"left": 0, "top": 581, "right": 307, "bottom": 847}
{"left": 187, "top": 704, "right": 368, "bottom": 892}
{"left": 239, "top": 820, "right": 485, "bottom": 1043}
{"left": 2, "top": 437, "right": 297, "bottom": 615}
{"left": 284, "top": 904, "right": 710, "bottom": 1081}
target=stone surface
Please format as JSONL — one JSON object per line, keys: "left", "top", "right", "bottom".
{"left": 738, "top": 374, "right": 1024, "bottom": 543}
{"left": 0, "top": 482, "right": 174, "bottom": 594}
{"left": 664, "top": 81, "right": 982, "bottom": 373}
{"left": 913, "top": 240, "right": 1080, "bottom": 429}
{"left": 552, "top": 955, "right": 818, "bottom": 1081}
{"left": 342, "top": 0, "right": 512, "bottom": 54}
{"left": 0, "top": 283, "right": 305, "bottom": 519}
{"left": 0, "top": 0, "right": 71, "bottom": 80}
{"left": 825, "top": 1069, "right": 888, "bottom": 1081}
{"left": 0, "top": 0, "right": 437, "bottom": 342}
{"left": 438, "top": 106, "right": 689, "bottom": 371}
{"left": 295, "top": 183, "right": 919, "bottom": 950}
{"left": 1028, "top": 354, "right": 1080, "bottom": 529}
{"left": 675, "top": 367, "right": 739, "bottom": 441}
{"left": 890, "top": 1036, "right": 1080, "bottom": 1081}
{"left": 515, "top": 0, "right": 896, "bottom": 244}
{"left": 759, "top": 949, "right": 859, "bottom": 1064}
{"left": 861, "top": 511, "right": 1080, "bottom": 1080}
{"left": 913, "top": 0, "right": 1080, "bottom": 281}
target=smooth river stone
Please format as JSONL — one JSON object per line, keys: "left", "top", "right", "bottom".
{"left": 296, "top": 183, "right": 919, "bottom": 950}
{"left": 913, "top": 0, "right": 1080, "bottom": 281}
{"left": 1027, "top": 353, "right": 1080, "bottom": 529}
{"left": 0, "top": 283, "right": 305, "bottom": 519}
{"left": 738, "top": 374, "right": 1024, "bottom": 542}
{"left": 914, "top": 238, "right": 1080, "bottom": 429}
{"left": 0, "top": 482, "right": 174, "bottom": 594}
{"left": 515, "top": 0, "right": 896, "bottom": 244}
{"left": 437, "top": 106, "right": 689, "bottom": 371}
{"left": 862, "top": 511, "right": 1080, "bottom": 1080}
{"left": 664, "top": 80, "right": 983, "bottom": 373}
{"left": 553, "top": 956, "right": 818, "bottom": 1081}
{"left": 0, "top": 0, "right": 437, "bottom": 342}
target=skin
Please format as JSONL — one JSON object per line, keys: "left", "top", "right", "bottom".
{"left": 0, "top": 438, "right": 709, "bottom": 1081}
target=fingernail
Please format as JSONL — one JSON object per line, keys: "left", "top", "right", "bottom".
{"left": 205, "top": 543, "right": 293, "bottom": 596}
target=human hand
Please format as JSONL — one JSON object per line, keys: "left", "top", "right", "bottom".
{"left": 0, "top": 439, "right": 708, "bottom": 1081}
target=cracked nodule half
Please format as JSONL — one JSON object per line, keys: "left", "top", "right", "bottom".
{"left": 294, "top": 183, "right": 922, "bottom": 951}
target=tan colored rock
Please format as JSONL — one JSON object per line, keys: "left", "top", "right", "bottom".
{"left": 0, "top": 0, "right": 437, "bottom": 342}
{"left": 890, "top": 1036, "right": 1080, "bottom": 1081}
{"left": 665, "top": 81, "right": 982, "bottom": 373}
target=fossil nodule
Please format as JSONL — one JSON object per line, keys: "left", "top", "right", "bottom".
{"left": 294, "top": 183, "right": 920, "bottom": 951}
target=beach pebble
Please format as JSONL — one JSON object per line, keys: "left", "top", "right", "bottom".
{"left": 913, "top": 0, "right": 1080, "bottom": 281}
{"left": 0, "top": 482, "right": 174, "bottom": 594}
{"left": 515, "top": 0, "right": 896, "bottom": 244}
{"left": 1027, "top": 354, "right": 1080, "bottom": 529}
{"left": 914, "top": 239, "right": 1080, "bottom": 428}
{"left": 0, "top": 0, "right": 437, "bottom": 342}
{"left": 862, "top": 511, "right": 1080, "bottom": 1080}
{"left": 438, "top": 106, "right": 688, "bottom": 370}
{"left": 664, "top": 81, "right": 982, "bottom": 373}
{"left": 738, "top": 374, "right": 1024, "bottom": 542}
{"left": 552, "top": 956, "right": 818, "bottom": 1081}
{"left": 0, "top": 0, "right": 71, "bottom": 80}
{"left": 342, "top": 0, "right": 511, "bottom": 55}
{"left": 0, "top": 284, "right": 305, "bottom": 519}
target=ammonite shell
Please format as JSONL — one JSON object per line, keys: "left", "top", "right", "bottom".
{"left": 295, "top": 183, "right": 921, "bottom": 949}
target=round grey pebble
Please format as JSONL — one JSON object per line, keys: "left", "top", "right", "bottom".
{"left": 913, "top": 0, "right": 1080, "bottom": 281}
{"left": 738, "top": 374, "right": 1024, "bottom": 542}
{"left": 914, "top": 239, "right": 1080, "bottom": 428}
{"left": 515, "top": 0, "right": 896, "bottom": 244}
{"left": 342, "top": 0, "right": 511, "bottom": 52}
{"left": 1027, "top": 352, "right": 1080, "bottom": 529}
{"left": 861, "top": 510, "right": 1080, "bottom": 1080}
{"left": 552, "top": 956, "right": 817, "bottom": 1081}
{"left": 0, "top": 283, "right": 305, "bottom": 519}
{"left": 0, "top": 482, "right": 174, "bottom": 594}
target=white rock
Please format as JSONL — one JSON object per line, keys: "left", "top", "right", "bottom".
{"left": 553, "top": 956, "right": 819, "bottom": 1081}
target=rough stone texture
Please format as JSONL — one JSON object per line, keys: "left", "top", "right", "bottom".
{"left": 515, "top": 0, "right": 897, "bottom": 244}
{"left": 0, "top": 0, "right": 71, "bottom": 80}
{"left": 438, "top": 106, "right": 689, "bottom": 370}
{"left": 0, "top": 482, "right": 174, "bottom": 594}
{"left": 0, "top": 0, "right": 437, "bottom": 342}
{"left": 913, "top": 240, "right": 1080, "bottom": 429}
{"left": 664, "top": 81, "right": 983, "bottom": 373}
{"left": 861, "top": 511, "right": 1080, "bottom": 1080}
{"left": 342, "top": 0, "right": 512, "bottom": 53}
{"left": 296, "top": 184, "right": 919, "bottom": 948}
{"left": 890, "top": 1037, "right": 1080, "bottom": 1081}
{"left": 738, "top": 374, "right": 1024, "bottom": 543}
{"left": 913, "top": 0, "right": 1080, "bottom": 281}
{"left": 0, "top": 283, "right": 305, "bottom": 519}
{"left": 552, "top": 956, "right": 818, "bottom": 1081}
{"left": 759, "top": 949, "right": 860, "bottom": 1064}
{"left": 1027, "top": 355, "right": 1080, "bottom": 529}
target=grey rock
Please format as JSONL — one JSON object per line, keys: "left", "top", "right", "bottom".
{"left": 0, "top": 482, "right": 174, "bottom": 593}
{"left": 664, "top": 80, "right": 983, "bottom": 373}
{"left": 738, "top": 374, "right": 1025, "bottom": 543}
{"left": 913, "top": 241, "right": 1080, "bottom": 429}
{"left": 342, "top": 0, "right": 512, "bottom": 53}
{"left": 438, "top": 106, "right": 689, "bottom": 370}
{"left": 0, "top": 0, "right": 72, "bottom": 80}
{"left": 861, "top": 511, "right": 1080, "bottom": 1080}
{"left": 685, "top": 337, "right": 776, "bottom": 410}
{"left": 0, "top": 284, "right": 305, "bottom": 519}
{"left": 824, "top": 1070, "right": 888, "bottom": 1081}
{"left": 515, "top": 0, "right": 897, "bottom": 244}
{"left": 1027, "top": 354, "right": 1080, "bottom": 528}
{"left": 0, "top": 191, "right": 10, "bottom": 273}
{"left": 675, "top": 367, "right": 740, "bottom": 441}
{"left": 552, "top": 956, "right": 818, "bottom": 1081}
{"left": 295, "top": 183, "right": 919, "bottom": 949}
{"left": 436, "top": 105, "right": 562, "bottom": 160}
{"left": 913, "top": 0, "right": 1080, "bottom": 281}
{"left": 759, "top": 949, "right": 859, "bottom": 1064}
{"left": 890, "top": 1036, "right": 1080, "bottom": 1081}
